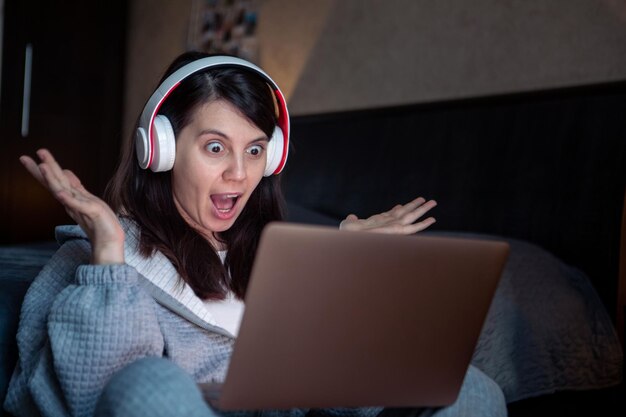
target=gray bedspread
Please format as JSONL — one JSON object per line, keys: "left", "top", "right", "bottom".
{"left": 1, "top": 234, "right": 623, "bottom": 406}
{"left": 465, "top": 233, "right": 623, "bottom": 402}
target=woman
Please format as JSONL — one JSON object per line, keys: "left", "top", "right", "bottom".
{"left": 4, "top": 52, "right": 505, "bottom": 417}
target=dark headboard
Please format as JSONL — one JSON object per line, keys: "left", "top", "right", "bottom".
{"left": 281, "top": 81, "right": 626, "bottom": 322}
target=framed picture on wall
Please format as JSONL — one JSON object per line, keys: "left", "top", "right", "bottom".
{"left": 187, "top": 0, "right": 260, "bottom": 63}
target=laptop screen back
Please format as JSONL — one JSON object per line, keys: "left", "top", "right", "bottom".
{"left": 213, "top": 223, "right": 509, "bottom": 410}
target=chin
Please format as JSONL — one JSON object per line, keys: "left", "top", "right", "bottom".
{"left": 208, "top": 216, "right": 240, "bottom": 233}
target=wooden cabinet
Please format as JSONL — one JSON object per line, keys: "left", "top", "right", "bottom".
{"left": 0, "top": 0, "right": 127, "bottom": 243}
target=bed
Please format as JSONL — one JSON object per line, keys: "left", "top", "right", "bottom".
{"left": 281, "top": 81, "right": 626, "bottom": 415}
{"left": 1, "top": 82, "right": 624, "bottom": 416}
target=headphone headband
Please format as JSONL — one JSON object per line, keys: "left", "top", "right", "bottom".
{"left": 136, "top": 56, "right": 290, "bottom": 175}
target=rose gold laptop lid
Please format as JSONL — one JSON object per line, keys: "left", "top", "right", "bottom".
{"left": 203, "top": 222, "right": 509, "bottom": 410}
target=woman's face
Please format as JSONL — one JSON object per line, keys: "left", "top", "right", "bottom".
{"left": 171, "top": 99, "right": 268, "bottom": 245}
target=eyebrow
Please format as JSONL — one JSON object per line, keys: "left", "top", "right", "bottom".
{"left": 198, "top": 129, "right": 269, "bottom": 145}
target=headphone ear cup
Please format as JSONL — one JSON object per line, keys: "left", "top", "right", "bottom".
{"left": 151, "top": 115, "right": 176, "bottom": 172}
{"left": 264, "top": 125, "right": 284, "bottom": 177}
{"left": 135, "top": 126, "right": 150, "bottom": 169}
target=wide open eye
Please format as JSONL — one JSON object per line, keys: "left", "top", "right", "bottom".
{"left": 206, "top": 142, "right": 225, "bottom": 154}
{"left": 247, "top": 144, "right": 265, "bottom": 157}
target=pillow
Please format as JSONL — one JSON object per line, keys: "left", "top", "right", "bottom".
{"left": 0, "top": 244, "right": 57, "bottom": 405}
{"left": 427, "top": 232, "right": 624, "bottom": 402}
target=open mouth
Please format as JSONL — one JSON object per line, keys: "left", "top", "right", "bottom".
{"left": 210, "top": 193, "right": 241, "bottom": 214}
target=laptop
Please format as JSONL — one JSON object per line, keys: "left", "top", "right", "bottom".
{"left": 199, "top": 222, "right": 509, "bottom": 410}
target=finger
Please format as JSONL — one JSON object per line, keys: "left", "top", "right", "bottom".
{"left": 404, "top": 216, "right": 436, "bottom": 234}
{"left": 399, "top": 199, "right": 437, "bottom": 225}
{"left": 36, "top": 149, "right": 71, "bottom": 189}
{"left": 63, "top": 169, "right": 87, "bottom": 192}
{"left": 389, "top": 197, "right": 427, "bottom": 218}
{"left": 39, "top": 163, "right": 73, "bottom": 197}
{"left": 19, "top": 155, "right": 47, "bottom": 186}
{"left": 21, "top": 154, "right": 83, "bottom": 205}
{"left": 382, "top": 217, "right": 437, "bottom": 235}
{"left": 37, "top": 162, "right": 87, "bottom": 201}
{"left": 339, "top": 214, "right": 359, "bottom": 230}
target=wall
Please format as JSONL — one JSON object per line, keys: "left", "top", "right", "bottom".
{"left": 276, "top": 0, "right": 626, "bottom": 115}
{"left": 124, "top": 0, "right": 626, "bottom": 131}
{"left": 124, "top": 0, "right": 193, "bottom": 140}
{"left": 123, "top": 0, "right": 333, "bottom": 137}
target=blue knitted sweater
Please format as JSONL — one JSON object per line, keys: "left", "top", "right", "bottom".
{"left": 3, "top": 221, "right": 243, "bottom": 417}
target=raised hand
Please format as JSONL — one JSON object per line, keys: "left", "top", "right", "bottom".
{"left": 20, "top": 149, "right": 125, "bottom": 264}
{"left": 339, "top": 197, "right": 437, "bottom": 235}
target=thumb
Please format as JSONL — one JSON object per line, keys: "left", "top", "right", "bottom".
{"left": 339, "top": 214, "right": 359, "bottom": 230}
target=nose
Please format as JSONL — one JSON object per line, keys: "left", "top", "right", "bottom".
{"left": 223, "top": 153, "right": 247, "bottom": 182}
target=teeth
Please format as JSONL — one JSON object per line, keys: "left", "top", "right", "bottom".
{"left": 213, "top": 194, "right": 239, "bottom": 213}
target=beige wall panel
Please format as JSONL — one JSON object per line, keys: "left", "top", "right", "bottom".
{"left": 288, "top": 0, "right": 626, "bottom": 115}
{"left": 124, "top": 0, "right": 192, "bottom": 140}
{"left": 124, "top": 0, "right": 626, "bottom": 122}
{"left": 257, "top": 0, "right": 335, "bottom": 102}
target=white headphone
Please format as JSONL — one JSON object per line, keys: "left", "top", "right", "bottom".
{"left": 135, "top": 56, "right": 290, "bottom": 176}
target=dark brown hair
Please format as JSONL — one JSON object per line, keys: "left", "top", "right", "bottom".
{"left": 104, "top": 51, "right": 285, "bottom": 300}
